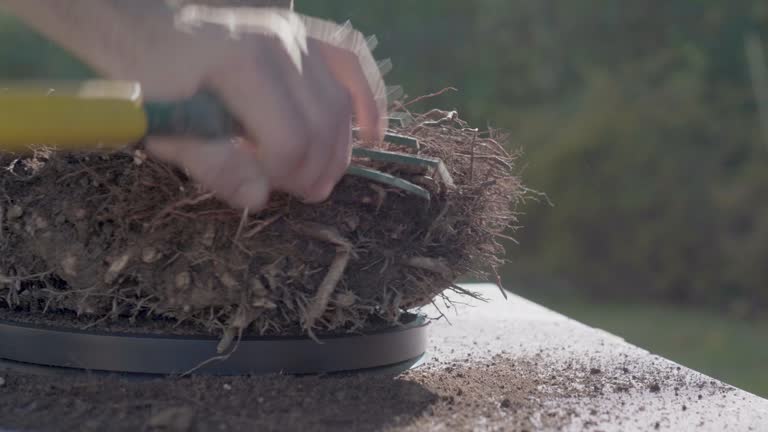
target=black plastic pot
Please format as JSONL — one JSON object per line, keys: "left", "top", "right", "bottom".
{"left": 0, "top": 315, "right": 428, "bottom": 376}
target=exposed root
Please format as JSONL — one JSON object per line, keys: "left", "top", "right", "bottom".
{"left": 232, "top": 207, "right": 250, "bottom": 244}
{"left": 243, "top": 213, "right": 282, "bottom": 238}
{"left": 429, "top": 299, "right": 452, "bottom": 325}
{"left": 449, "top": 284, "right": 488, "bottom": 302}
{"left": 469, "top": 129, "right": 478, "bottom": 183}
{"left": 404, "top": 87, "right": 458, "bottom": 107}
{"left": 292, "top": 223, "right": 353, "bottom": 249}
{"left": 217, "top": 304, "right": 256, "bottom": 353}
{"left": 0, "top": 204, "right": 4, "bottom": 243}
{"left": 491, "top": 266, "right": 509, "bottom": 300}
{"left": 104, "top": 251, "right": 134, "bottom": 284}
{"left": 183, "top": 329, "right": 244, "bottom": 377}
{"left": 0, "top": 271, "right": 52, "bottom": 285}
{"left": 149, "top": 192, "right": 216, "bottom": 228}
{"left": 294, "top": 224, "right": 354, "bottom": 336}
{"left": 406, "top": 257, "right": 453, "bottom": 280}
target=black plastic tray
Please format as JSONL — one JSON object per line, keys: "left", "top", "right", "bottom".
{"left": 0, "top": 316, "right": 428, "bottom": 376}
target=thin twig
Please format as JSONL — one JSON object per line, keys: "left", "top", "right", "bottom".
{"left": 405, "top": 257, "right": 453, "bottom": 279}
{"left": 449, "top": 284, "right": 489, "bottom": 302}
{"left": 491, "top": 266, "right": 509, "bottom": 300}
{"left": 404, "top": 87, "right": 458, "bottom": 107}
{"left": 81, "top": 313, "right": 112, "bottom": 330}
{"left": 233, "top": 207, "right": 249, "bottom": 243}
{"left": 454, "top": 154, "right": 515, "bottom": 171}
{"left": 243, "top": 213, "right": 283, "bottom": 238}
{"left": 0, "top": 271, "right": 51, "bottom": 284}
{"left": 520, "top": 186, "right": 554, "bottom": 207}
{"left": 491, "top": 231, "right": 519, "bottom": 245}
{"left": 150, "top": 192, "right": 215, "bottom": 228}
{"left": 181, "top": 328, "right": 244, "bottom": 376}
{"left": 429, "top": 299, "right": 452, "bottom": 325}
{"left": 423, "top": 202, "right": 451, "bottom": 244}
{"left": 486, "top": 138, "right": 512, "bottom": 158}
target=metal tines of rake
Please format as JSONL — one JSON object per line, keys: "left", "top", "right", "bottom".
{"left": 345, "top": 132, "right": 455, "bottom": 201}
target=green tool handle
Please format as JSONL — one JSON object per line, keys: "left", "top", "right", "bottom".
{"left": 145, "top": 91, "right": 243, "bottom": 138}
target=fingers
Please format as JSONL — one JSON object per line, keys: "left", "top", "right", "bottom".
{"left": 206, "top": 52, "right": 310, "bottom": 195}
{"left": 145, "top": 137, "right": 271, "bottom": 211}
{"left": 293, "top": 39, "right": 355, "bottom": 202}
{"left": 313, "top": 30, "right": 386, "bottom": 145}
{"left": 325, "top": 113, "right": 354, "bottom": 191}
{"left": 206, "top": 38, "right": 357, "bottom": 204}
{"left": 265, "top": 37, "right": 350, "bottom": 203}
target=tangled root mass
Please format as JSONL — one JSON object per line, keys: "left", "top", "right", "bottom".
{"left": 0, "top": 109, "right": 525, "bottom": 342}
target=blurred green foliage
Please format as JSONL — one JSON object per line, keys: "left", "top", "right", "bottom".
{"left": 299, "top": 0, "right": 768, "bottom": 313}
{"left": 0, "top": 15, "right": 92, "bottom": 79}
{"left": 0, "top": 1, "right": 766, "bottom": 313}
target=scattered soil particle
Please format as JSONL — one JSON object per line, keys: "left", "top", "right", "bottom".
{"left": 650, "top": 383, "right": 662, "bottom": 393}
{"left": 147, "top": 406, "right": 195, "bottom": 432}
{"left": 590, "top": 368, "right": 602, "bottom": 375}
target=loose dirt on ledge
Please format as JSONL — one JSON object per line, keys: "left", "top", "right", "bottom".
{"left": 0, "top": 354, "right": 732, "bottom": 432}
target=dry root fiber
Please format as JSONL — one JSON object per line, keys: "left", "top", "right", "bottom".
{"left": 0, "top": 108, "right": 525, "bottom": 340}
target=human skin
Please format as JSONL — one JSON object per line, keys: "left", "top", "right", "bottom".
{"left": 0, "top": 0, "right": 385, "bottom": 211}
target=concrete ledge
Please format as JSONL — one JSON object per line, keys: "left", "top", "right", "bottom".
{"left": 418, "top": 284, "right": 768, "bottom": 431}
{"left": 0, "top": 284, "right": 765, "bottom": 431}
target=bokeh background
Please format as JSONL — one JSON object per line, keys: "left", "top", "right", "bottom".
{"left": 1, "top": 1, "right": 766, "bottom": 396}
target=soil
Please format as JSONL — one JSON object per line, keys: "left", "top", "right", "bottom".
{"left": 0, "top": 355, "right": 732, "bottom": 432}
{"left": 0, "top": 109, "right": 523, "bottom": 344}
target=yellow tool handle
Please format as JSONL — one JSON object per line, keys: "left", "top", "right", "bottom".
{"left": 0, "top": 80, "right": 243, "bottom": 153}
{"left": 0, "top": 80, "right": 148, "bottom": 152}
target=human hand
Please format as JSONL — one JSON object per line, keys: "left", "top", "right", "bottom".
{"left": 143, "top": 7, "right": 386, "bottom": 210}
